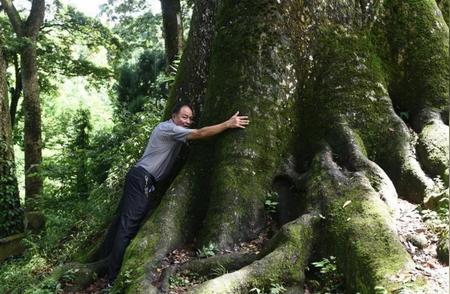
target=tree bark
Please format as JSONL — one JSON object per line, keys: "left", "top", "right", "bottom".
{"left": 102, "top": 0, "right": 448, "bottom": 292}
{"left": 1, "top": 0, "right": 45, "bottom": 210}
{"left": 0, "top": 44, "right": 23, "bottom": 238}
{"left": 9, "top": 53, "right": 22, "bottom": 128}
{"left": 160, "top": 0, "right": 184, "bottom": 68}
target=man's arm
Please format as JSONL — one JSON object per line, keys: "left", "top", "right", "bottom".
{"left": 187, "top": 111, "right": 249, "bottom": 140}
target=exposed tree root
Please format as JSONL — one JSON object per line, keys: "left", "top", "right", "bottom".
{"left": 416, "top": 110, "right": 449, "bottom": 183}
{"left": 159, "top": 252, "right": 259, "bottom": 293}
{"left": 114, "top": 168, "right": 200, "bottom": 293}
{"left": 380, "top": 109, "right": 436, "bottom": 204}
{"left": 309, "top": 145, "right": 419, "bottom": 293}
{"left": 45, "top": 258, "right": 108, "bottom": 292}
{"left": 190, "top": 213, "right": 319, "bottom": 294}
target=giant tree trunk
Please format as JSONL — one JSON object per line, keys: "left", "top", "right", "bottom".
{"left": 109, "top": 0, "right": 448, "bottom": 292}
{"left": 0, "top": 45, "right": 23, "bottom": 238}
{"left": 1, "top": 0, "right": 45, "bottom": 211}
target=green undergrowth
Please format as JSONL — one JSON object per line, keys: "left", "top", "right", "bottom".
{"left": 169, "top": 270, "right": 209, "bottom": 291}
{"left": 249, "top": 281, "right": 287, "bottom": 294}
{"left": 305, "top": 255, "right": 344, "bottom": 294}
{"left": 0, "top": 101, "right": 163, "bottom": 293}
{"left": 420, "top": 197, "right": 449, "bottom": 239}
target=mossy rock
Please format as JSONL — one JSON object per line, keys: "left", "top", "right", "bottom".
{"left": 0, "top": 233, "right": 25, "bottom": 262}
{"left": 50, "top": 262, "right": 99, "bottom": 292}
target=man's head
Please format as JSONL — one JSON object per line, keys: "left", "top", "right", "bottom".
{"left": 171, "top": 102, "right": 193, "bottom": 128}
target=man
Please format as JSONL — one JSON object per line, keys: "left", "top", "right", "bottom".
{"left": 106, "top": 102, "right": 249, "bottom": 284}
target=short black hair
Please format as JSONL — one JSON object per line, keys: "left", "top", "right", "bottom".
{"left": 171, "top": 102, "right": 193, "bottom": 115}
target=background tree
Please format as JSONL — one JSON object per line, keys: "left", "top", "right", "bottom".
{"left": 114, "top": 50, "right": 165, "bottom": 118}
{"left": 68, "top": 108, "right": 92, "bottom": 198}
{"left": 160, "top": 0, "right": 184, "bottom": 67}
{"left": 0, "top": 14, "right": 21, "bottom": 128}
{"left": 1, "top": 0, "right": 45, "bottom": 211}
{"left": 0, "top": 40, "right": 23, "bottom": 238}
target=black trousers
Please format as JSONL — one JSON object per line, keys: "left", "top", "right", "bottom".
{"left": 106, "top": 166, "right": 156, "bottom": 283}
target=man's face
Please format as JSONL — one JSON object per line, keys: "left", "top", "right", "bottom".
{"left": 173, "top": 106, "right": 193, "bottom": 128}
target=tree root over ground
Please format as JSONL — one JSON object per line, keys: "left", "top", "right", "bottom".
{"left": 152, "top": 145, "right": 425, "bottom": 293}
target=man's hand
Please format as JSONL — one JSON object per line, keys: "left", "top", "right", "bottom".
{"left": 187, "top": 111, "right": 250, "bottom": 140}
{"left": 226, "top": 111, "right": 250, "bottom": 129}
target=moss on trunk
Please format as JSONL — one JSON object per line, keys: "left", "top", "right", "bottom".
{"left": 198, "top": 0, "right": 298, "bottom": 248}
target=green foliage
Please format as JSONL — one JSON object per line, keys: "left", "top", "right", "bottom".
{"left": 211, "top": 263, "right": 227, "bottom": 277}
{"left": 265, "top": 191, "right": 279, "bottom": 214}
{"left": 420, "top": 206, "right": 449, "bottom": 239}
{"left": 169, "top": 271, "right": 207, "bottom": 290}
{"left": 249, "top": 282, "right": 287, "bottom": 294}
{"left": 196, "top": 242, "right": 219, "bottom": 258}
{"left": 38, "top": 2, "right": 119, "bottom": 92}
{"left": 250, "top": 287, "right": 263, "bottom": 294}
{"left": 169, "top": 273, "right": 192, "bottom": 288}
{"left": 0, "top": 0, "right": 168, "bottom": 291}
{"left": 420, "top": 177, "right": 449, "bottom": 241}
{"left": 0, "top": 99, "right": 163, "bottom": 292}
{"left": 114, "top": 50, "right": 166, "bottom": 119}
{"left": 43, "top": 107, "right": 93, "bottom": 199}
{"left": 374, "top": 285, "right": 388, "bottom": 294}
{"left": 268, "top": 283, "right": 286, "bottom": 294}
{"left": 307, "top": 256, "right": 344, "bottom": 293}
{"left": 69, "top": 108, "right": 92, "bottom": 198}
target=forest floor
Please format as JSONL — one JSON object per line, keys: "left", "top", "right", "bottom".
{"left": 68, "top": 198, "right": 448, "bottom": 294}
{"left": 394, "top": 198, "right": 448, "bottom": 294}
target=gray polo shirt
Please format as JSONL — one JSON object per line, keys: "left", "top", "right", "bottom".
{"left": 135, "top": 119, "right": 194, "bottom": 181}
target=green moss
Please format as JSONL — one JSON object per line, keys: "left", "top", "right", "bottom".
{"left": 198, "top": 0, "right": 299, "bottom": 247}
{"left": 417, "top": 122, "right": 449, "bottom": 185}
{"left": 382, "top": 0, "right": 449, "bottom": 116}
{"left": 437, "top": 0, "right": 449, "bottom": 25}
{"left": 298, "top": 27, "right": 407, "bottom": 167}
{"left": 352, "top": 130, "right": 368, "bottom": 157}
{"left": 306, "top": 153, "right": 419, "bottom": 293}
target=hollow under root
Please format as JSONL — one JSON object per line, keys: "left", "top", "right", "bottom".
{"left": 189, "top": 213, "right": 319, "bottom": 294}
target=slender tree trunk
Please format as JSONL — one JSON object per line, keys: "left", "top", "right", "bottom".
{"left": 9, "top": 54, "right": 22, "bottom": 128}
{"left": 160, "top": 0, "right": 184, "bottom": 68}
{"left": 21, "top": 41, "right": 42, "bottom": 210}
{"left": 0, "top": 45, "right": 23, "bottom": 238}
{"left": 1, "top": 0, "right": 46, "bottom": 211}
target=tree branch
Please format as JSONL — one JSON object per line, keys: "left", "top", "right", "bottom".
{"left": 25, "top": 0, "right": 45, "bottom": 36}
{"left": 0, "top": 0, "right": 23, "bottom": 35}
